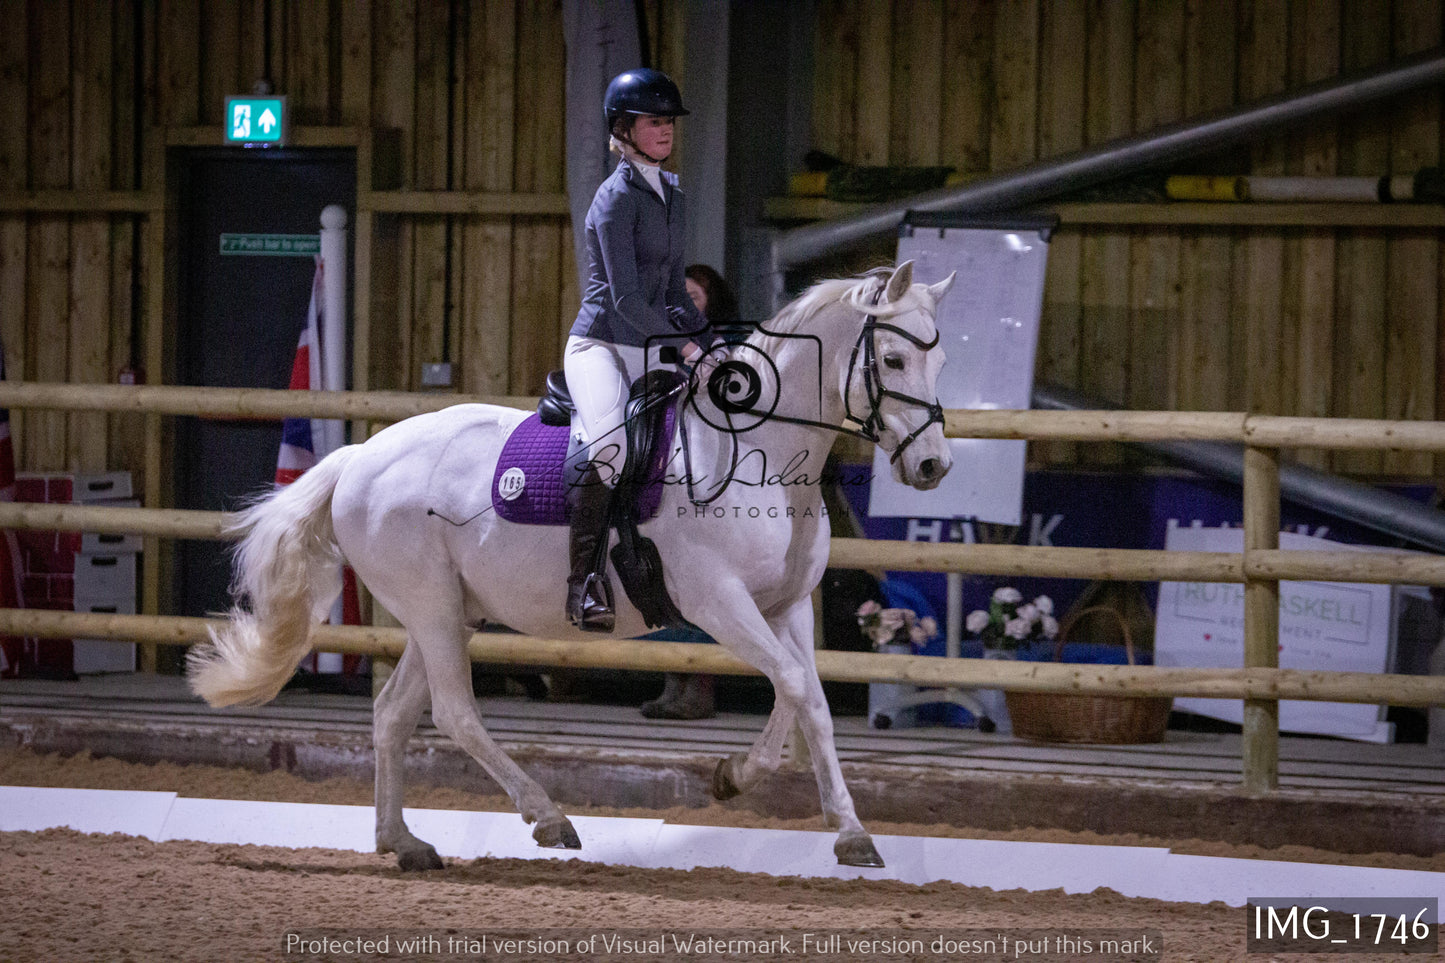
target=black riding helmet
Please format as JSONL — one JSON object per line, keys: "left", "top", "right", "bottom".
{"left": 604, "top": 68, "right": 689, "bottom": 131}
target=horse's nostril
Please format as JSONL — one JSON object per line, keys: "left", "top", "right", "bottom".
{"left": 919, "top": 458, "right": 939, "bottom": 480}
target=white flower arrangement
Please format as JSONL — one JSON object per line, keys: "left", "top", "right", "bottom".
{"left": 967, "top": 588, "right": 1058, "bottom": 651}
{"left": 856, "top": 600, "right": 939, "bottom": 651}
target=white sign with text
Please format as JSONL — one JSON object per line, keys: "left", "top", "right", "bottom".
{"left": 1155, "top": 526, "right": 1395, "bottom": 743}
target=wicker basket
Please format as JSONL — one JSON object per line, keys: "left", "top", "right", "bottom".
{"left": 1005, "top": 605, "right": 1173, "bottom": 744}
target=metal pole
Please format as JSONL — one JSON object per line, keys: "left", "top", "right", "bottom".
{"left": 1033, "top": 384, "right": 1445, "bottom": 554}
{"left": 774, "top": 48, "right": 1445, "bottom": 269}
{"left": 318, "top": 205, "right": 350, "bottom": 675}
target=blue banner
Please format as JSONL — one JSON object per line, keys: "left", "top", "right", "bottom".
{"left": 841, "top": 465, "right": 1437, "bottom": 631}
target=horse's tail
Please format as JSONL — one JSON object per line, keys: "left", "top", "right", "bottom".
{"left": 186, "top": 446, "right": 361, "bottom": 708}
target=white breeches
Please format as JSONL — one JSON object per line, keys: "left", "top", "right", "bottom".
{"left": 563, "top": 335, "right": 652, "bottom": 487}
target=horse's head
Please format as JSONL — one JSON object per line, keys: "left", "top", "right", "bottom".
{"left": 841, "top": 261, "right": 955, "bottom": 490}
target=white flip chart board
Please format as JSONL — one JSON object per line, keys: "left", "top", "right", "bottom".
{"left": 868, "top": 214, "right": 1053, "bottom": 524}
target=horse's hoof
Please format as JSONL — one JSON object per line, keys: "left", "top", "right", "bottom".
{"left": 533, "top": 816, "right": 582, "bottom": 850}
{"left": 397, "top": 844, "right": 444, "bottom": 872}
{"left": 711, "top": 753, "right": 744, "bottom": 800}
{"left": 834, "top": 831, "right": 885, "bottom": 868}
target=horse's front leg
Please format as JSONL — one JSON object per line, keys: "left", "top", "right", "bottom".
{"left": 714, "top": 598, "right": 829, "bottom": 796}
{"left": 769, "top": 595, "right": 880, "bottom": 866}
{"left": 692, "top": 584, "right": 882, "bottom": 868}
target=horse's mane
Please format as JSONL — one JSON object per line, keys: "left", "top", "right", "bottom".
{"left": 744, "top": 272, "right": 883, "bottom": 361}
{"left": 744, "top": 270, "right": 931, "bottom": 361}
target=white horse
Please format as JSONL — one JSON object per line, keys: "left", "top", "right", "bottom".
{"left": 187, "top": 260, "right": 955, "bottom": 870}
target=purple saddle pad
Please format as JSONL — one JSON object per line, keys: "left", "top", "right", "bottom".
{"left": 491, "top": 411, "right": 673, "bottom": 525}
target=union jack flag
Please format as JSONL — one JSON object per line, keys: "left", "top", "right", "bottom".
{"left": 277, "top": 258, "right": 361, "bottom": 675}
{"left": 276, "top": 258, "right": 328, "bottom": 485}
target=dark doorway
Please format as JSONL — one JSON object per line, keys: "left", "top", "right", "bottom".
{"left": 173, "top": 148, "right": 355, "bottom": 619}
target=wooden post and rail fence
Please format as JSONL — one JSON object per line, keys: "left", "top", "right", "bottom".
{"left": 1, "top": 381, "right": 1443, "bottom": 795}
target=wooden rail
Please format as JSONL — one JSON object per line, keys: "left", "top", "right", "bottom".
{"left": 2, "top": 608, "right": 1442, "bottom": 708}
{"left": 359, "top": 190, "right": 570, "bottom": 216}
{"left": 0, "top": 190, "right": 164, "bottom": 213}
{"left": 0, "top": 381, "right": 530, "bottom": 422}
{"left": 1, "top": 501, "right": 1441, "bottom": 587}
{"left": 3, "top": 381, "right": 1444, "bottom": 449}
{"left": 763, "top": 196, "right": 1445, "bottom": 229}
{"left": 0, "top": 381, "right": 1441, "bottom": 794}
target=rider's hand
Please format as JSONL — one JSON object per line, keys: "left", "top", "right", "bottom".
{"left": 684, "top": 342, "right": 717, "bottom": 381}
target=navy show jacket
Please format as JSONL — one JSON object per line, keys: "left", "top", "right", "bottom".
{"left": 569, "top": 157, "right": 708, "bottom": 349}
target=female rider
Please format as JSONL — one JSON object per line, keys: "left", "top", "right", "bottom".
{"left": 563, "top": 68, "right": 712, "bottom": 632}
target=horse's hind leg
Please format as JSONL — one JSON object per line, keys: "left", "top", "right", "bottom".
{"left": 374, "top": 641, "right": 444, "bottom": 870}
{"left": 415, "top": 612, "right": 580, "bottom": 850}
{"left": 712, "top": 696, "right": 795, "bottom": 799}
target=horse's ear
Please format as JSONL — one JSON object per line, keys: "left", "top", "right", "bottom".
{"left": 885, "top": 260, "right": 914, "bottom": 303}
{"left": 927, "top": 271, "right": 956, "bottom": 303}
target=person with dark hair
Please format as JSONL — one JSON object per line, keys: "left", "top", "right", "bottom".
{"left": 562, "top": 68, "right": 714, "bottom": 632}
{"left": 684, "top": 263, "right": 739, "bottom": 327}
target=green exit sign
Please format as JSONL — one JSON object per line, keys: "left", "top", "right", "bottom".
{"left": 219, "top": 233, "right": 319, "bottom": 256}
{"left": 225, "top": 96, "right": 287, "bottom": 146}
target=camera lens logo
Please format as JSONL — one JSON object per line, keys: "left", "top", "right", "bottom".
{"left": 692, "top": 345, "right": 779, "bottom": 433}
{"left": 708, "top": 361, "right": 761, "bottom": 414}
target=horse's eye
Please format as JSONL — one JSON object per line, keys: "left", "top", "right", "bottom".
{"left": 883, "top": 354, "right": 904, "bottom": 371}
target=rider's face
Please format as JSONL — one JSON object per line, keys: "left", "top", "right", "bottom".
{"left": 630, "top": 114, "right": 674, "bottom": 162}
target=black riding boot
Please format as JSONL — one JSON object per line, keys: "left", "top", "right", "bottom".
{"left": 565, "top": 468, "right": 615, "bottom": 632}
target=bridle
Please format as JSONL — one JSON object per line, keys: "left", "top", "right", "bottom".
{"left": 677, "top": 275, "right": 946, "bottom": 505}
{"left": 842, "top": 284, "right": 946, "bottom": 463}
{"left": 759, "top": 277, "right": 945, "bottom": 464}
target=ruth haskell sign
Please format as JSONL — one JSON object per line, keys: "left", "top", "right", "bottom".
{"left": 1155, "top": 526, "right": 1397, "bottom": 742}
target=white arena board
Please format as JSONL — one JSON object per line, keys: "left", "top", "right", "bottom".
{"left": 1156, "top": 526, "right": 1398, "bottom": 742}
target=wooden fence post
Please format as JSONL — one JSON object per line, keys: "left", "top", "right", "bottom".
{"left": 1242, "top": 445, "right": 1281, "bottom": 793}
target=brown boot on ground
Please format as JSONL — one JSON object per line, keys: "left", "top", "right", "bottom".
{"left": 640, "top": 672, "right": 714, "bottom": 720}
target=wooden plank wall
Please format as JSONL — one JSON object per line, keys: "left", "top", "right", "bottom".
{"left": 0, "top": 0, "right": 656, "bottom": 480}
{"left": 0, "top": 0, "right": 1440, "bottom": 486}
{"left": 0, "top": 0, "right": 145, "bottom": 475}
{"left": 812, "top": 0, "right": 1445, "bottom": 478}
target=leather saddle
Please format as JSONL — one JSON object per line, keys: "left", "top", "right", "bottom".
{"left": 535, "top": 368, "right": 687, "bottom": 629}
{"left": 537, "top": 369, "right": 575, "bottom": 427}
